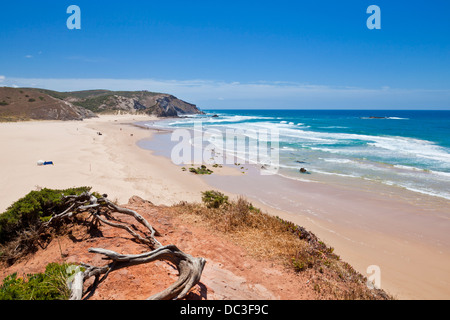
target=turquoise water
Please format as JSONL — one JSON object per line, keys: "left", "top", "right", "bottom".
{"left": 146, "top": 109, "right": 450, "bottom": 200}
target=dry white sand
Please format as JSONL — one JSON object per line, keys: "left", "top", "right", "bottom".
{"left": 0, "top": 115, "right": 213, "bottom": 212}
{"left": 1, "top": 115, "right": 449, "bottom": 300}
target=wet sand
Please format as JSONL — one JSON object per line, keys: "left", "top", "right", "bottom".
{"left": 1, "top": 116, "right": 449, "bottom": 300}
{"left": 141, "top": 128, "right": 450, "bottom": 300}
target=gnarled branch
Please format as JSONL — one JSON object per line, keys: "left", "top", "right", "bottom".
{"left": 46, "top": 192, "right": 205, "bottom": 300}
{"left": 84, "top": 246, "right": 206, "bottom": 300}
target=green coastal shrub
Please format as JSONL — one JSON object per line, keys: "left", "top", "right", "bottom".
{"left": 202, "top": 190, "right": 229, "bottom": 209}
{"left": 189, "top": 165, "right": 213, "bottom": 175}
{"left": 0, "top": 263, "right": 82, "bottom": 300}
{"left": 0, "top": 187, "right": 92, "bottom": 244}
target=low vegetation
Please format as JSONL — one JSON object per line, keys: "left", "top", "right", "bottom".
{"left": 0, "top": 188, "right": 205, "bottom": 300}
{"left": 201, "top": 190, "right": 229, "bottom": 208}
{"left": 0, "top": 263, "right": 82, "bottom": 300}
{"left": 172, "top": 190, "right": 392, "bottom": 300}
{"left": 0, "top": 187, "right": 93, "bottom": 264}
{"left": 188, "top": 165, "right": 213, "bottom": 175}
{"left": 0, "top": 187, "right": 392, "bottom": 300}
{"left": 72, "top": 94, "right": 113, "bottom": 113}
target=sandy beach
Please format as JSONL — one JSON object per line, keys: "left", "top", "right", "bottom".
{"left": 1, "top": 115, "right": 449, "bottom": 300}
{"left": 144, "top": 126, "right": 450, "bottom": 300}
{"left": 201, "top": 169, "right": 450, "bottom": 300}
{"left": 0, "top": 115, "right": 213, "bottom": 212}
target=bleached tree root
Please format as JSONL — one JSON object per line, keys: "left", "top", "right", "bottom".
{"left": 70, "top": 246, "right": 206, "bottom": 300}
{"left": 46, "top": 192, "right": 206, "bottom": 300}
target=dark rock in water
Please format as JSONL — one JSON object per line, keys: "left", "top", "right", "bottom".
{"left": 211, "top": 114, "right": 219, "bottom": 118}
{"left": 361, "top": 116, "right": 388, "bottom": 119}
{"left": 295, "top": 160, "right": 307, "bottom": 164}
{"left": 300, "top": 168, "right": 310, "bottom": 174}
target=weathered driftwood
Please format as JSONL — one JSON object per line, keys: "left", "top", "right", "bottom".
{"left": 83, "top": 246, "right": 206, "bottom": 300}
{"left": 48, "top": 192, "right": 206, "bottom": 300}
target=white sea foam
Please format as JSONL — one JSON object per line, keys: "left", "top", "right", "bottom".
{"left": 220, "top": 121, "right": 450, "bottom": 168}
{"left": 232, "top": 123, "right": 450, "bottom": 166}
{"left": 271, "top": 125, "right": 450, "bottom": 166}
{"left": 168, "top": 115, "right": 276, "bottom": 126}
{"left": 278, "top": 163, "right": 304, "bottom": 170}
{"left": 383, "top": 182, "right": 450, "bottom": 200}
{"left": 206, "top": 115, "right": 275, "bottom": 123}
{"left": 310, "top": 147, "right": 341, "bottom": 153}
{"left": 312, "top": 169, "right": 362, "bottom": 179}
{"left": 281, "top": 146, "right": 296, "bottom": 151}
{"left": 319, "top": 126, "right": 349, "bottom": 129}
{"left": 430, "top": 170, "right": 450, "bottom": 178}
{"left": 393, "top": 164, "right": 421, "bottom": 171}
{"left": 277, "top": 172, "right": 316, "bottom": 183}
{"left": 391, "top": 165, "right": 450, "bottom": 176}
{"left": 152, "top": 114, "right": 450, "bottom": 201}
{"left": 320, "top": 158, "right": 357, "bottom": 164}
{"left": 367, "top": 137, "right": 450, "bottom": 163}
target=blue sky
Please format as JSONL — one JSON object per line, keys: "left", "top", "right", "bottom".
{"left": 0, "top": 0, "right": 449, "bottom": 109}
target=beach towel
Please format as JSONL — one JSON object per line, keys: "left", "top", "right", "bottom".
{"left": 37, "top": 160, "right": 54, "bottom": 166}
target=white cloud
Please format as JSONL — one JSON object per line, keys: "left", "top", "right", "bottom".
{"left": 0, "top": 75, "right": 5, "bottom": 83}
{"left": 2, "top": 77, "right": 449, "bottom": 109}
{"left": 25, "top": 55, "right": 33, "bottom": 59}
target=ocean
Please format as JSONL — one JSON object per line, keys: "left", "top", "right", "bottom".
{"left": 144, "top": 109, "right": 450, "bottom": 201}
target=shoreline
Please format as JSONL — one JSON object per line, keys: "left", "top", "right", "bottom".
{"left": 138, "top": 122, "right": 450, "bottom": 300}
{"left": 1, "top": 115, "right": 449, "bottom": 300}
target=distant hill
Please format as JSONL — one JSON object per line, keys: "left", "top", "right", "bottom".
{"left": 0, "top": 87, "right": 96, "bottom": 122}
{"left": 0, "top": 87, "right": 203, "bottom": 121}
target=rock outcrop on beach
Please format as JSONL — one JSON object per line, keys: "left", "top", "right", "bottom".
{"left": 0, "top": 87, "right": 203, "bottom": 121}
